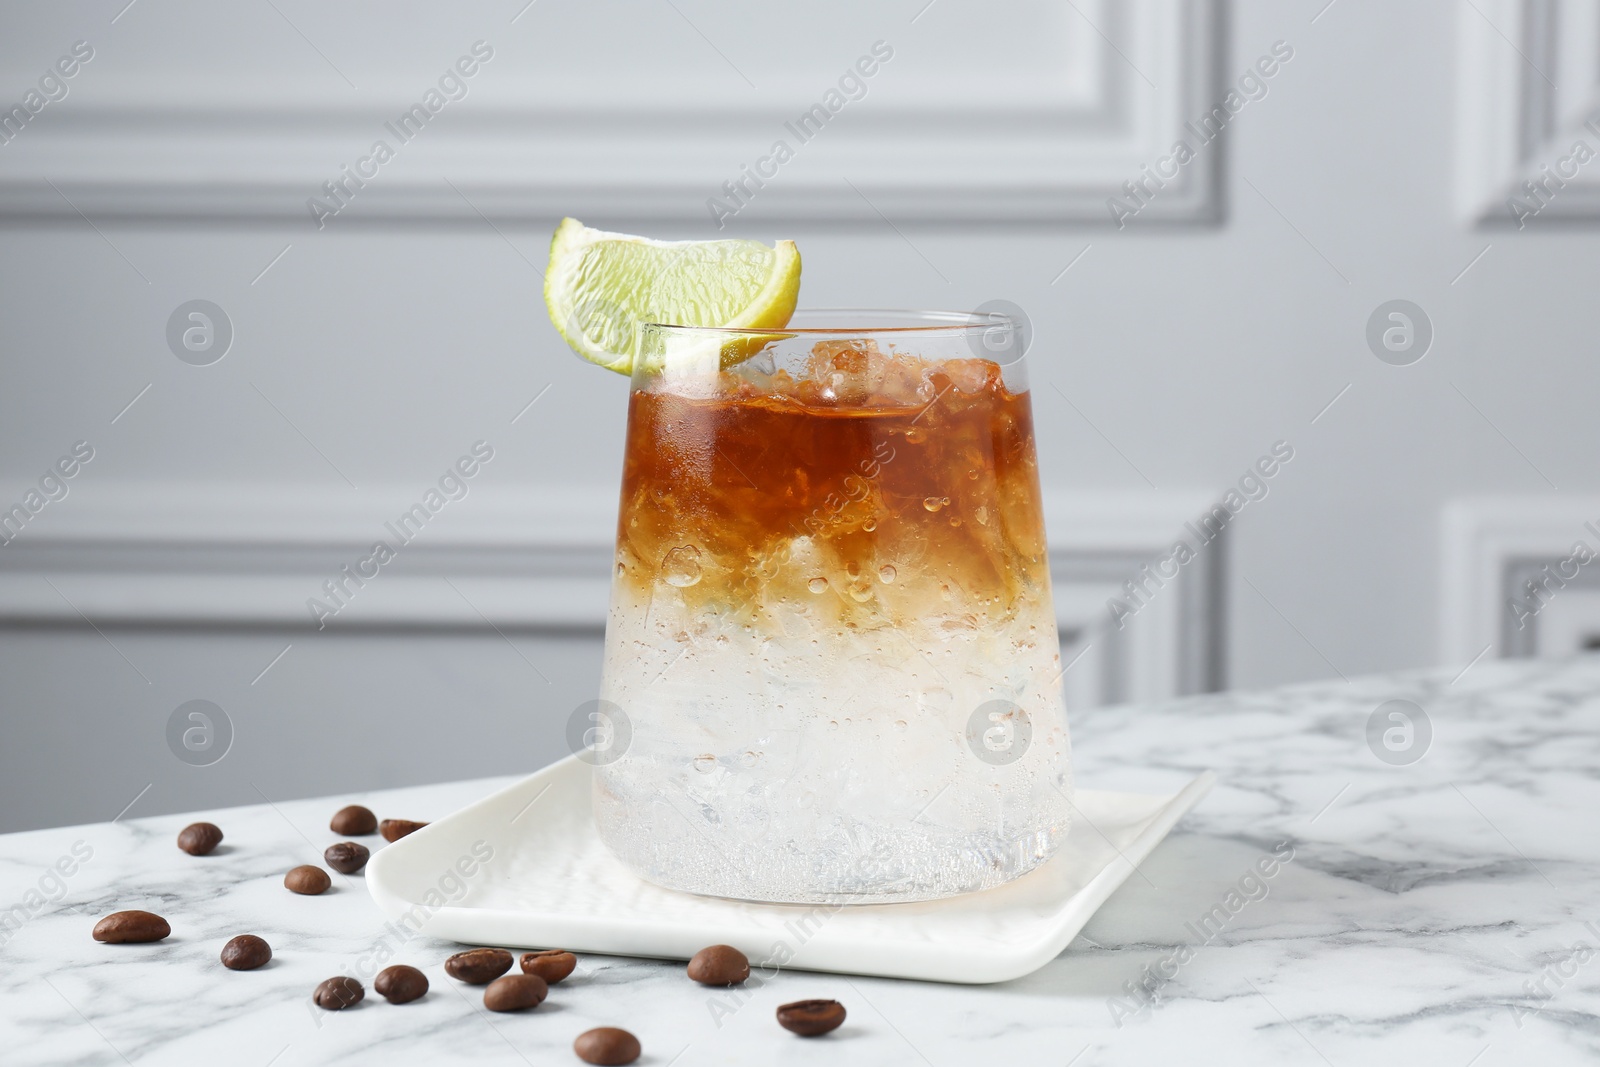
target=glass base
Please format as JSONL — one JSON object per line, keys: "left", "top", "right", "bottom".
{"left": 594, "top": 776, "right": 1071, "bottom": 904}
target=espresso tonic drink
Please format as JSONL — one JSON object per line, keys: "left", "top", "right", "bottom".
{"left": 594, "top": 311, "right": 1072, "bottom": 903}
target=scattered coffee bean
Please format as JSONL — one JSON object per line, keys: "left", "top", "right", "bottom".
{"left": 776, "top": 999, "right": 846, "bottom": 1037}
{"left": 329, "top": 804, "right": 378, "bottom": 836}
{"left": 284, "top": 865, "right": 332, "bottom": 895}
{"left": 483, "top": 973, "right": 547, "bottom": 1012}
{"left": 313, "top": 976, "right": 364, "bottom": 1010}
{"left": 220, "top": 934, "right": 271, "bottom": 971}
{"left": 380, "top": 819, "right": 428, "bottom": 842}
{"left": 374, "top": 964, "right": 429, "bottom": 1004}
{"left": 176, "top": 822, "right": 223, "bottom": 856}
{"left": 520, "top": 949, "right": 576, "bottom": 984}
{"left": 92, "top": 910, "right": 170, "bottom": 944}
{"left": 687, "top": 944, "right": 749, "bottom": 986}
{"left": 323, "top": 841, "right": 370, "bottom": 874}
{"left": 574, "top": 1027, "right": 641, "bottom": 1065}
{"left": 445, "top": 947, "right": 514, "bottom": 984}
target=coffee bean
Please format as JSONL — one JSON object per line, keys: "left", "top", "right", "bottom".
{"left": 380, "top": 819, "right": 428, "bottom": 842}
{"left": 519, "top": 949, "right": 576, "bottom": 984}
{"left": 687, "top": 944, "right": 749, "bottom": 986}
{"left": 284, "top": 865, "right": 332, "bottom": 895}
{"left": 482, "top": 973, "right": 547, "bottom": 1012}
{"left": 445, "top": 947, "right": 513, "bottom": 984}
{"left": 220, "top": 934, "right": 271, "bottom": 971}
{"left": 323, "top": 841, "right": 370, "bottom": 874}
{"left": 313, "top": 976, "right": 364, "bottom": 1010}
{"left": 574, "top": 1027, "right": 641, "bottom": 1065}
{"left": 177, "top": 822, "right": 223, "bottom": 856}
{"left": 92, "top": 910, "right": 170, "bottom": 944}
{"left": 374, "top": 964, "right": 429, "bottom": 1004}
{"left": 329, "top": 805, "right": 377, "bottom": 836}
{"left": 776, "top": 999, "right": 846, "bottom": 1037}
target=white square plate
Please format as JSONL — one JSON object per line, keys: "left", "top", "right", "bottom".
{"left": 365, "top": 757, "right": 1214, "bottom": 984}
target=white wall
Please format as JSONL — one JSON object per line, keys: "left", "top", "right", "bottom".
{"left": 2, "top": 0, "right": 1596, "bottom": 831}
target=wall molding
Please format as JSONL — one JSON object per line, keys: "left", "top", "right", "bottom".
{"left": 1440, "top": 496, "right": 1600, "bottom": 664}
{"left": 1455, "top": 0, "right": 1600, "bottom": 225}
{"left": 0, "top": 0, "right": 1219, "bottom": 226}
{"left": 0, "top": 484, "right": 1222, "bottom": 706}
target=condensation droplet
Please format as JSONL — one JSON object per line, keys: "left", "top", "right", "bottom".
{"left": 662, "top": 545, "right": 702, "bottom": 587}
{"left": 827, "top": 719, "right": 840, "bottom": 731}
{"left": 974, "top": 506, "right": 990, "bottom": 526}
{"left": 967, "top": 469, "right": 980, "bottom": 480}
{"left": 923, "top": 496, "right": 950, "bottom": 512}
{"left": 879, "top": 564, "right": 897, "bottom": 583}
{"left": 691, "top": 754, "right": 716, "bottom": 773}
{"left": 739, "top": 750, "right": 760, "bottom": 767}
{"left": 863, "top": 518, "right": 878, "bottom": 532}
{"left": 940, "top": 583, "right": 953, "bottom": 601}
{"left": 948, "top": 516, "right": 962, "bottom": 527}
{"left": 616, "top": 562, "right": 626, "bottom": 576}
{"left": 906, "top": 428, "right": 926, "bottom": 444}
{"left": 808, "top": 576, "right": 828, "bottom": 594}
{"left": 848, "top": 582, "right": 874, "bottom": 603}
{"left": 894, "top": 719, "right": 908, "bottom": 729}
{"left": 846, "top": 561, "right": 860, "bottom": 577}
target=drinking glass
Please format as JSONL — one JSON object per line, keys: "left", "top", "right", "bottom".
{"left": 591, "top": 310, "right": 1072, "bottom": 903}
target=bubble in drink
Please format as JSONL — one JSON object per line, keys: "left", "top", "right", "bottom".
{"left": 661, "top": 545, "right": 702, "bottom": 587}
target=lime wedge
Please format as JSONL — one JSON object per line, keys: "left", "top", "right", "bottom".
{"left": 544, "top": 218, "right": 801, "bottom": 376}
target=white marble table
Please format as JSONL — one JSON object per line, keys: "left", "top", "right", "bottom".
{"left": 3, "top": 657, "right": 1597, "bottom": 1065}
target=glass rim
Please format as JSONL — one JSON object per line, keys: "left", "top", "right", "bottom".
{"left": 640, "top": 308, "right": 999, "bottom": 335}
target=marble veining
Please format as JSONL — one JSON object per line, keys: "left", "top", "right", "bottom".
{"left": 2, "top": 656, "right": 1598, "bottom": 1064}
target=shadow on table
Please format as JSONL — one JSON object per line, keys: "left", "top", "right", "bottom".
{"left": 995, "top": 832, "right": 1318, "bottom": 999}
